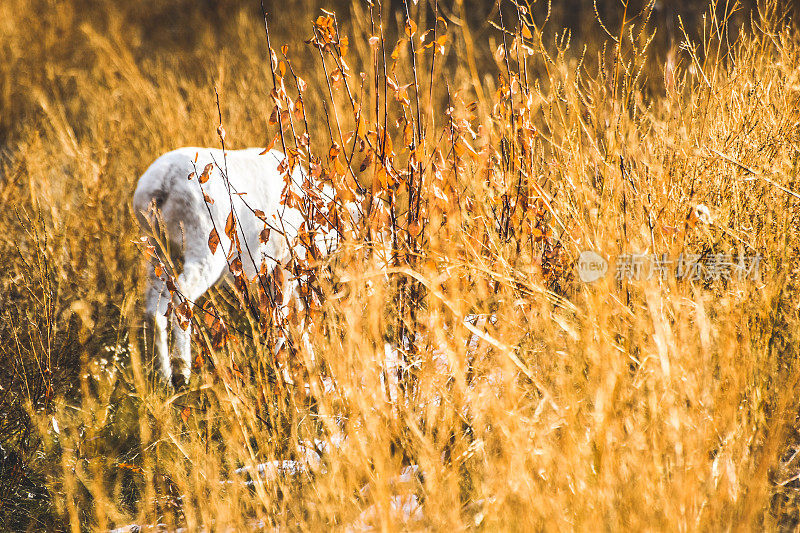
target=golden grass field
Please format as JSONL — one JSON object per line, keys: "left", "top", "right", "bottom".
{"left": 2, "top": 0, "right": 800, "bottom": 530}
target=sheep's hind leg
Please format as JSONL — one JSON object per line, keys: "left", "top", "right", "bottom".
{"left": 272, "top": 269, "right": 300, "bottom": 357}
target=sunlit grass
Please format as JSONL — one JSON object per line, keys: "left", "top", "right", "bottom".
{"left": 1, "top": 0, "right": 800, "bottom": 530}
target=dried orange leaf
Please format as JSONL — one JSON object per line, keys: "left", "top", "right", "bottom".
{"left": 230, "top": 257, "right": 243, "bottom": 277}
{"left": 436, "top": 35, "right": 448, "bottom": 54}
{"left": 176, "top": 300, "right": 193, "bottom": 330}
{"left": 199, "top": 163, "right": 213, "bottom": 184}
{"left": 521, "top": 25, "right": 532, "bottom": 39}
{"left": 225, "top": 210, "right": 236, "bottom": 240}
{"left": 208, "top": 228, "right": 220, "bottom": 254}
{"left": 265, "top": 133, "right": 280, "bottom": 154}
{"left": 391, "top": 40, "right": 404, "bottom": 60}
{"left": 405, "top": 19, "right": 417, "bottom": 37}
{"left": 360, "top": 151, "right": 373, "bottom": 172}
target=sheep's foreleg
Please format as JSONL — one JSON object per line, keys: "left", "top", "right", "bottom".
{"left": 171, "top": 254, "right": 226, "bottom": 388}
{"left": 144, "top": 264, "right": 171, "bottom": 384}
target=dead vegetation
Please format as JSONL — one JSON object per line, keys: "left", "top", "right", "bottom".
{"left": 1, "top": 0, "right": 800, "bottom": 530}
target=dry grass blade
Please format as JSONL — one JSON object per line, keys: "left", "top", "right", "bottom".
{"left": 0, "top": 0, "right": 798, "bottom": 531}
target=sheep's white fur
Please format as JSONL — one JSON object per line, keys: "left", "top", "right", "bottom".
{"left": 134, "top": 147, "right": 335, "bottom": 387}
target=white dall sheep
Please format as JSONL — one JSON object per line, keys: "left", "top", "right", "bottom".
{"left": 134, "top": 147, "right": 340, "bottom": 388}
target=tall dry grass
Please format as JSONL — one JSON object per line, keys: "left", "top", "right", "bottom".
{"left": 1, "top": 0, "right": 800, "bottom": 530}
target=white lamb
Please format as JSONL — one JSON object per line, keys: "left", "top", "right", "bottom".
{"left": 133, "top": 147, "right": 339, "bottom": 388}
